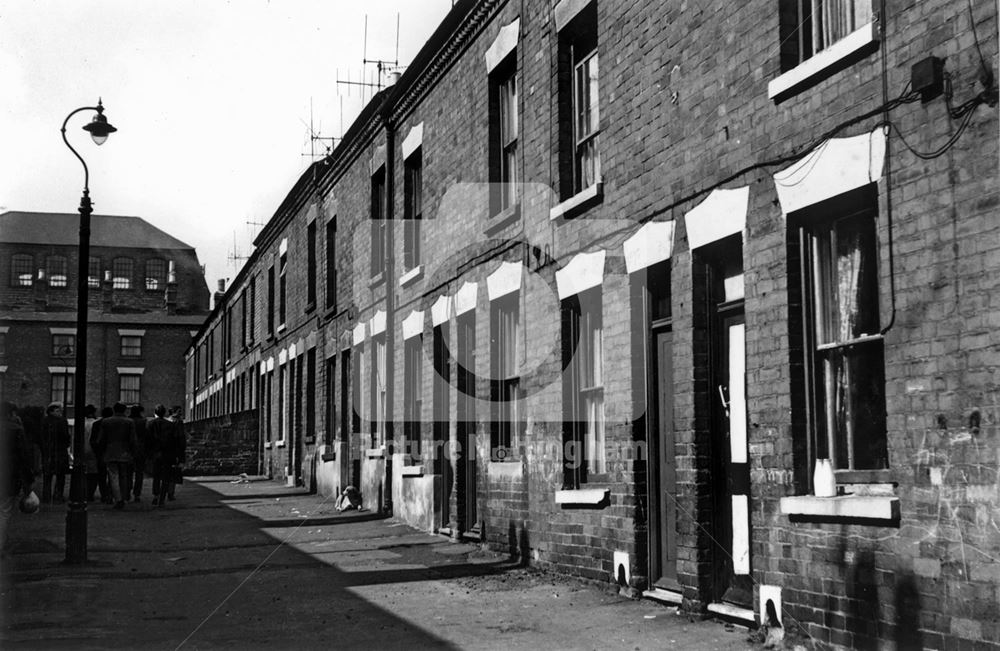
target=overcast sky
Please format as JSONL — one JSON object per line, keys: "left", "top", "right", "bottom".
{"left": 0, "top": 0, "right": 452, "bottom": 290}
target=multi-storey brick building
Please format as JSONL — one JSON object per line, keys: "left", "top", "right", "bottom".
{"left": 186, "top": 0, "right": 999, "bottom": 646}
{"left": 1, "top": 210, "right": 209, "bottom": 416}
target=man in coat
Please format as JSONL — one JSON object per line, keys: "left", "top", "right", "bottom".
{"left": 92, "top": 402, "right": 136, "bottom": 509}
{"left": 39, "top": 402, "right": 70, "bottom": 504}
{"left": 129, "top": 404, "right": 149, "bottom": 503}
{"left": 2, "top": 402, "right": 36, "bottom": 554}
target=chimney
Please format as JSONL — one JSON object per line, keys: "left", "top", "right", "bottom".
{"left": 101, "top": 269, "right": 113, "bottom": 313}
{"left": 213, "top": 278, "right": 226, "bottom": 309}
{"left": 164, "top": 260, "right": 178, "bottom": 314}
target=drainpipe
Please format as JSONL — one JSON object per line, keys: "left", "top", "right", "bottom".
{"left": 381, "top": 94, "right": 397, "bottom": 516}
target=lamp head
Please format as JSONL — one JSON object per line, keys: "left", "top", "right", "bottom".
{"left": 82, "top": 98, "right": 117, "bottom": 146}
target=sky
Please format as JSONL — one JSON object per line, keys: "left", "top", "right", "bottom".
{"left": 0, "top": 0, "right": 453, "bottom": 289}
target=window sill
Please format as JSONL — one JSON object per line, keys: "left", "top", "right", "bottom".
{"left": 401, "top": 465, "right": 424, "bottom": 477}
{"left": 275, "top": 440, "right": 285, "bottom": 448}
{"left": 366, "top": 448, "right": 385, "bottom": 459}
{"left": 264, "top": 442, "right": 272, "bottom": 449}
{"left": 780, "top": 494, "right": 899, "bottom": 523}
{"left": 550, "top": 182, "right": 603, "bottom": 221}
{"left": 304, "top": 301, "right": 316, "bottom": 315}
{"left": 768, "top": 22, "right": 877, "bottom": 102}
{"left": 485, "top": 203, "right": 520, "bottom": 234}
{"left": 321, "top": 451, "right": 337, "bottom": 462}
{"left": 276, "top": 324, "right": 287, "bottom": 335}
{"left": 305, "top": 436, "right": 315, "bottom": 445}
{"left": 369, "top": 272, "right": 385, "bottom": 288}
{"left": 555, "top": 487, "right": 610, "bottom": 506}
{"left": 399, "top": 265, "right": 423, "bottom": 288}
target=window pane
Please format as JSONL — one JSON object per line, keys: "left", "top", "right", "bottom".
{"left": 51, "top": 373, "right": 75, "bottom": 406}
{"left": 112, "top": 258, "right": 133, "bottom": 289}
{"left": 52, "top": 334, "right": 75, "bottom": 357}
{"left": 121, "top": 336, "right": 142, "bottom": 357}
{"left": 12, "top": 255, "right": 33, "bottom": 286}
{"left": 817, "top": 342, "right": 887, "bottom": 469}
{"left": 88, "top": 257, "right": 101, "bottom": 288}
{"left": 813, "top": 214, "right": 879, "bottom": 344}
{"left": 146, "top": 259, "right": 166, "bottom": 290}
{"left": 119, "top": 374, "right": 141, "bottom": 404}
{"left": 47, "top": 256, "right": 67, "bottom": 287}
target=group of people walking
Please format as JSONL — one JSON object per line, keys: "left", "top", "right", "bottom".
{"left": 7, "top": 400, "right": 186, "bottom": 510}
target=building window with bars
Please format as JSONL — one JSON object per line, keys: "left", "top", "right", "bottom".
{"left": 145, "top": 258, "right": 166, "bottom": 290}
{"left": 119, "top": 373, "right": 141, "bottom": 404}
{"left": 112, "top": 257, "right": 133, "bottom": 290}
{"left": 88, "top": 256, "right": 102, "bottom": 288}
{"left": 490, "top": 293, "right": 521, "bottom": 461}
{"left": 121, "top": 335, "right": 142, "bottom": 358}
{"left": 47, "top": 256, "right": 68, "bottom": 288}
{"left": 11, "top": 254, "right": 33, "bottom": 287}
{"left": 403, "top": 152, "right": 423, "bottom": 271}
{"left": 798, "top": 201, "right": 887, "bottom": 471}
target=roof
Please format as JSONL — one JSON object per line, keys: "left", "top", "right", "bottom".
{"left": 0, "top": 211, "right": 194, "bottom": 250}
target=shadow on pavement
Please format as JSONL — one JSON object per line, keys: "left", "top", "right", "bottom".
{"left": 1, "top": 478, "right": 515, "bottom": 649}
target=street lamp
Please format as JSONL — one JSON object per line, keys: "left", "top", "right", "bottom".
{"left": 62, "top": 99, "right": 117, "bottom": 564}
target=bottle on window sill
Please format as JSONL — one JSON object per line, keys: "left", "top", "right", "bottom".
{"left": 813, "top": 459, "right": 836, "bottom": 497}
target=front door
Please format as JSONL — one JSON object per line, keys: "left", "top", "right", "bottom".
{"left": 457, "top": 313, "right": 479, "bottom": 536}
{"left": 651, "top": 327, "right": 678, "bottom": 588}
{"left": 707, "top": 254, "right": 751, "bottom": 608}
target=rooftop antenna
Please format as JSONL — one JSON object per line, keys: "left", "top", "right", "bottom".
{"left": 301, "top": 97, "right": 339, "bottom": 162}
{"left": 227, "top": 231, "right": 248, "bottom": 272}
{"left": 336, "top": 14, "right": 403, "bottom": 104}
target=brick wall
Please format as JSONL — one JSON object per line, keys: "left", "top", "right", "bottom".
{"left": 185, "top": 409, "right": 260, "bottom": 475}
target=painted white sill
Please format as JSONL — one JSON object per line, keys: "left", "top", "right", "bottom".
{"left": 264, "top": 442, "right": 272, "bottom": 449}
{"left": 277, "top": 323, "right": 287, "bottom": 334}
{"left": 399, "top": 265, "right": 423, "bottom": 287}
{"left": 366, "top": 448, "right": 385, "bottom": 459}
{"left": 400, "top": 465, "right": 424, "bottom": 477}
{"left": 707, "top": 602, "right": 755, "bottom": 624}
{"left": 549, "top": 182, "right": 603, "bottom": 220}
{"left": 275, "top": 440, "right": 285, "bottom": 448}
{"left": 767, "top": 22, "right": 877, "bottom": 100}
{"left": 487, "top": 460, "right": 522, "bottom": 478}
{"left": 555, "top": 488, "right": 609, "bottom": 505}
{"left": 780, "top": 494, "right": 899, "bottom": 521}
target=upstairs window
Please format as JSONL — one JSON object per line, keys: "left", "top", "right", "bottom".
{"left": 490, "top": 57, "right": 518, "bottom": 213}
{"left": 403, "top": 152, "right": 423, "bottom": 270}
{"left": 278, "top": 251, "right": 288, "bottom": 326}
{"left": 121, "top": 335, "right": 143, "bottom": 358}
{"left": 145, "top": 258, "right": 166, "bottom": 290}
{"left": 798, "top": 201, "right": 887, "bottom": 471}
{"left": 47, "top": 256, "right": 68, "bottom": 288}
{"left": 307, "top": 220, "right": 317, "bottom": 307}
{"left": 112, "top": 257, "right": 133, "bottom": 290}
{"left": 559, "top": 3, "right": 600, "bottom": 197}
{"left": 779, "top": 0, "right": 873, "bottom": 71}
{"left": 371, "top": 336, "right": 387, "bottom": 448}
{"left": 11, "top": 254, "right": 33, "bottom": 287}
{"left": 325, "top": 218, "right": 337, "bottom": 310}
{"left": 88, "top": 257, "right": 101, "bottom": 288}
{"left": 371, "top": 168, "right": 387, "bottom": 278}
{"left": 267, "top": 264, "right": 276, "bottom": 336}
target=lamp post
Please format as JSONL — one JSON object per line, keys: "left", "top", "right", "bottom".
{"left": 62, "top": 99, "right": 117, "bottom": 564}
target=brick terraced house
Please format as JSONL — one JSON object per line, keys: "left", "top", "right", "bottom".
{"left": 185, "top": 0, "right": 999, "bottom": 646}
{"left": 1, "top": 210, "right": 210, "bottom": 418}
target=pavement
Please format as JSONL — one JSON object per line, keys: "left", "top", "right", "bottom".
{"left": 1, "top": 477, "right": 756, "bottom": 650}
